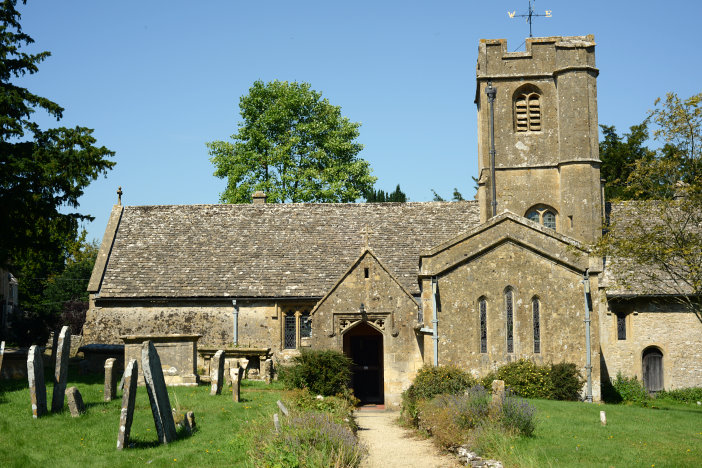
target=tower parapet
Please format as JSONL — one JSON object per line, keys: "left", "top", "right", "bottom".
{"left": 475, "top": 35, "right": 602, "bottom": 244}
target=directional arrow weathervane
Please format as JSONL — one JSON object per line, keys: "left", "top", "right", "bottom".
{"left": 508, "top": 0, "right": 552, "bottom": 38}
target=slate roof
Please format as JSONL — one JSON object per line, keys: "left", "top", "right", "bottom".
{"left": 602, "top": 201, "right": 700, "bottom": 297}
{"left": 94, "top": 201, "right": 481, "bottom": 299}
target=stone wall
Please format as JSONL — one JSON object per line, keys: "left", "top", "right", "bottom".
{"left": 310, "top": 251, "right": 424, "bottom": 408}
{"left": 600, "top": 298, "right": 702, "bottom": 390}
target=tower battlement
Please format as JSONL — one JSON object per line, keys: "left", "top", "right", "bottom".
{"left": 477, "top": 35, "right": 597, "bottom": 81}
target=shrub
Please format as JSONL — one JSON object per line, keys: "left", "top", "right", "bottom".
{"left": 494, "top": 359, "right": 552, "bottom": 399}
{"left": 401, "top": 365, "right": 476, "bottom": 424}
{"left": 547, "top": 362, "right": 584, "bottom": 401}
{"left": 610, "top": 372, "right": 650, "bottom": 405}
{"left": 257, "top": 411, "right": 365, "bottom": 468}
{"left": 278, "top": 349, "right": 353, "bottom": 397}
{"left": 500, "top": 394, "right": 537, "bottom": 436}
{"left": 285, "top": 388, "right": 358, "bottom": 432}
{"left": 656, "top": 387, "right": 702, "bottom": 404}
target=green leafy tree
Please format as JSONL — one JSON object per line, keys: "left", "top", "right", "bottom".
{"left": 0, "top": 0, "right": 115, "bottom": 343}
{"left": 208, "top": 80, "right": 375, "bottom": 203}
{"left": 430, "top": 188, "right": 465, "bottom": 201}
{"left": 597, "top": 92, "right": 702, "bottom": 322}
{"left": 365, "top": 184, "right": 407, "bottom": 203}
{"left": 599, "top": 122, "right": 655, "bottom": 199}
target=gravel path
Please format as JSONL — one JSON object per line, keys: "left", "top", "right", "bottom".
{"left": 356, "top": 410, "right": 462, "bottom": 468}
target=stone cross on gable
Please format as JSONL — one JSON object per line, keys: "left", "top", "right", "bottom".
{"left": 361, "top": 224, "right": 374, "bottom": 250}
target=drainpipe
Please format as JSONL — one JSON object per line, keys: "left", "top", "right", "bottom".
{"left": 582, "top": 270, "right": 593, "bottom": 403}
{"left": 486, "top": 82, "right": 498, "bottom": 218}
{"left": 431, "top": 277, "right": 439, "bottom": 367}
{"left": 232, "top": 299, "right": 239, "bottom": 346}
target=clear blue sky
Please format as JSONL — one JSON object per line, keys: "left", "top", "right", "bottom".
{"left": 15, "top": 0, "right": 702, "bottom": 242}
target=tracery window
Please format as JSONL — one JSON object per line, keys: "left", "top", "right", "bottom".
{"left": 532, "top": 297, "right": 541, "bottom": 354}
{"left": 515, "top": 88, "right": 541, "bottom": 132}
{"left": 525, "top": 205, "right": 558, "bottom": 231}
{"left": 479, "top": 298, "right": 487, "bottom": 353}
{"left": 505, "top": 288, "right": 514, "bottom": 353}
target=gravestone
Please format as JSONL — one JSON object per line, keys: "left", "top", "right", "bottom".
{"left": 277, "top": 400, "right": 289, "bottom": 417}
{"left": 117, "top": 359, "right": 138, "bottom": 450}
{"left": 142, "top": 341, "right": 177, "bottom": 444}
{"left": 263, "top": 358, "right": 273, "bottom": 384}
{"left": 27, "top": 345, "right": 47, "bottom": 418}
{"left": 230, "top": 365, "right": 241, "bottom": 403}
{"left": 273, "top": 413, "right": 281, "bottom": 432}
{"left": 490, "top": 380, "right": 505, "bottom": 415}
{"left": 600, "top": 410, "right": 607, "bottom": 426}
{"left": 104, "top": 358, "right": 118, "bottom": 401}
{"left": 210, "top": 349, "right": 225, "bottom": 395}
{"left": 184, "top": 411, "right": 196, "bottom": 435}
{"left": 51, "top": 326, "right": 71, "bottom": 412}
{"left": 66, "top": 386, "right": 85, "bottom": 417}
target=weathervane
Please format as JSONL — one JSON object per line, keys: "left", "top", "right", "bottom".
{"left": 508, "top": 0, "right": 552, "bottom": 38}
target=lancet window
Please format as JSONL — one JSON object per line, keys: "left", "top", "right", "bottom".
{"left": 505, "top": 288, "right": 514, "bottom": 353}
{"left": 515, "top": 87, "right": 541, "bottom": 132}
{"left": 532, "top": 297, "right": 541, "bottom": 354}
{"left": 479, "top": 298, "right": 487, "bottom": 353}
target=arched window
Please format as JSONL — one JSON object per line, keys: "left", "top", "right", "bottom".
{"left": 514, "top": 86, "right": 541, "bottom": 132}
{"left": 479, "top": 297, "right": 487, "bottom": 353}
{"left": 505, "top": 288, "right": 514, "bottom": 353}
{"left": 525, "top": 205, "right": 558, "bottom": 231}
{"left": 532, "top": 297, "right": 541, "bottom": 354}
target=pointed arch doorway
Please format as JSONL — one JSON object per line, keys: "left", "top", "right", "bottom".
{"left": 343, "top": 322, "right": 384, "bottom": 404}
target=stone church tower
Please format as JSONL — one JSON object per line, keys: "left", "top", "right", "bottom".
{"left": 475, "top": 35, "right": 603, "bottom": 243}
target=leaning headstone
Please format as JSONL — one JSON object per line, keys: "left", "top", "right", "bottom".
{"left": 0, "top": 341, "right": 5, "bottom": 375}
{"left": 50, "top": 328, "right": 60, "bottom": 368}
{"left": 117, "top": 359, "right": 138, "bottom": 450}
{"left": 142, "top": 341, "right": 177, "bottom": 444}
{"left": 210, "top": 350, "right": 225, "bottom": 395}
{"left": 273, "top": 413, "right": 281, "bottom": 432}
{"left": 277, "top": 400, "right": 289, "bottom": 417}
{"left": 263, "top": 358, "right": 273, "bottom": 384}
{"left": 66, "top": 386, "right": 85, "bottom": 417}
{"left": 184, "top": 411, "right": 196, "bottom": 434}
{"left": 27, "top": 345, "right": 47, "bottom": 418}
{"left": 104, "top": 358, "right": 118, "bottom": 401}
{"left": 230, "top": 365, "right": 241, "bottom": 403}
{"left": 490, "top": 380, "right": 505, "bottom": 416}
{"left": 51, "top": 326, "right": 71, "bottom": 412}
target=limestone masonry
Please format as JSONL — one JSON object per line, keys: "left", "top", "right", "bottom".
{"left": 84, "top": 35, "right": 701, "bottom": 406}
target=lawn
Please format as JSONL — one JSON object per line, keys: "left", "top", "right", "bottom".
{"left": 0, "top": 369, "right": 283, "bottom": 467}
{"left": 485, "top": 398, "right": 702, "bottom": 467}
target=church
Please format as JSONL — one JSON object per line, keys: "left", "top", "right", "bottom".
{"left": 84, "top": 36, "right": 702, "bottom": 408}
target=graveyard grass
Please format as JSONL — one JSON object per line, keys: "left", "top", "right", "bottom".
{"left": 0, "top": 369, "right": 284, "bottom": 467}
{"left": 477, "top": 398, "right": 702, "bottom": 467}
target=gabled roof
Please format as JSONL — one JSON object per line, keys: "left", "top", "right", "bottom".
{"left": 419, "top": 211, "right": 592, "bottom": 277}
{"left": 310, "top": 248, "right": 418, "bottom": 316}
{"left": 91, "top": 201, "right": 481, "bottom": 299}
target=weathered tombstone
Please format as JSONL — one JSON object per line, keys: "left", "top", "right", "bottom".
{"left": 600, "top": 410, "right": 607, "bottom": 426}
{"left": 66, "top": 386, "right": 85, "bottom": 417}
{"left": 50, "top": 328, "right": 60, "bottom": 368}
{"left": 210, "top": 349, "right": 225, "bottom": 395}
{"left": 230, "top": 365, "right": 241, "bottom": 403}
{"left": 142, "top": 341, "right": 177, "bottom": 444}
{"left": 277, "top": 400, "right": 289, "bottom": 417}
{"left": 104, "top": 358, "right": 118, "bottom": 401}
{"left": 27, "top": 345, "right": 47, "bottom": 418}
{"left": 117, "top": 359, "right": 138, "bottom": 450}
{"left": 0, "top": 341, "right": 5, "bottom": 375}
{"left": 185, "top": 411, "right": 196, "bottom": 434}
{"left": 273, "top": 413, "right": 281, "bottom": 432}
{"left": 490, "top": 380, "right": 505, "bottom": 415}
{"left": 263, "top": 358, "right": 273, "bottom": 384}
{"left": 51, "top": 326, "right": 71, "bottom": 412}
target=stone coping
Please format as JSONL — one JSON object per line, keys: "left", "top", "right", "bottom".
{"left": 199, "top": 347, "right": 270, "bottom": 358}
{"left": 78, "top": 344, "right": 124, "bottom": 353}
{"left": 120, "top": 334, "right": 202, "bottom": 343}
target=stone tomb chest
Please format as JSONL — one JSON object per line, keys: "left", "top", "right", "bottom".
{"left": 121, "top": 334, "right": 201, "bottom": 386}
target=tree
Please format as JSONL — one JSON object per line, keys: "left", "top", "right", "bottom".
{"left": 365, "top": 184, "right": 407, "bottom": 203}
{"left": 430, "top": 188, "right": 465, "bottom": 201}
{"left": 597, "top": 92, "right": 702, "bottom": 321}
{"left": 599, "top": 122, "right": 655, "bottom": 199}
{"left": 208, "top": 80, "right": 376, "bottom": 204}
{"left": 0, "top": 1, "right": 115, "bottom": 343}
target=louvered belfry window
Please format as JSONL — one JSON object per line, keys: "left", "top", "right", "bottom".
{"left": 515, "top": 91, "right": 541, "bottom": 132}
